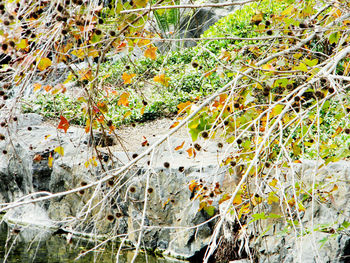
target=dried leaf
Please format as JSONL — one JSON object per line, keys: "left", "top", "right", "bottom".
{"left": 189, "top": 180, "right": 198, "bottom": 192}
{"left": 33, "top": 83, "right": 42, "bottom": 92}
{"left": 153, "top": 74, "right": 170, "bottom": 87}
{"left": 57, "top": 115, "right": 69, "bottom": 133}
{"left": 118, "top": 92, "right": 130, "bottom": 107}
{"left": 144, "top": 45, "right": 157, "bottom": 60}
{"left": 43, "top": 85, "right": 52, "bottom": 92}
{"left": 174, "top": 141, "right": 185, "bottom": 151}
{"left": 186, "top": 147, "right": 196, "bottom": 158}
{"left": 169, "top": 121, "right": 179, "bottom": 129}
{"left": 33, "top": 154, "right": 43, "bottom": 162}
{"left": 122, "top": 72, "right": 136, "bottom": 84}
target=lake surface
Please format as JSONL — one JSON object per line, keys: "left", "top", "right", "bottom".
{"left": 0, "top": 221, "right": 180, "bottom": 263}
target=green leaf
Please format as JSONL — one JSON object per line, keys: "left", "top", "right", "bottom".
{"left": 189, "top": 128, "right": 201, "bottom": 142}
{"left": 304, "top": 58, "right": 318, "bottom": 67}
{"left": 204, "top": 205, "right": 215, "bottom": 217}
{"left": 295, "top": 63, "right": 308, "bottom": 72}
{"left": 272, "top": 104, "right": 284, "bottom": 117}
{"left": 329, "top": 32, "right": 340, "bottom": 45}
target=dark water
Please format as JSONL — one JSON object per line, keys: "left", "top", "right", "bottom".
{"left": 0, "top": 222, "right": 179, "bottom": 263}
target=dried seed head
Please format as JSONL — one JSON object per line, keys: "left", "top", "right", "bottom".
{"left": 191, "top": 61, "right": 199, "bottom": 68}
{"left": 106, "top": 214, "right": 114, "bottom": 221}
{"left": 12, "top": 228, "right": 21, "bottom": 234}
{"left": 217, "top": 142, "right": 223, "bottom": 148}
{"left": 147, "top": 187, "right": 153, "bottom": 194}
{"left": 328, "top": 87, "right": 335, "bottom": 93}
{"left": 194, "top": 143, "right": 201, "bottom": 151}
{"left": 178, "top": 166, "right": 184, "bottom": 172}
{"left": 80, "top": 181, "right": 88, "bottom": 186}
{"left": 129, "top": 186, "right": 136, "bottom": 193}
{"left": 116, "top": 212, "right": 123, "bottom": 218}
{"left": 163, "top": 162, "right": 170, "bottom": 168}
{"left": 201, "top": 131, "right": 209, "bottom": 138}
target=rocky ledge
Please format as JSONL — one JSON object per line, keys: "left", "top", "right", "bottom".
{"left": 0, "top": 113, "right": 349, "bottom": 262}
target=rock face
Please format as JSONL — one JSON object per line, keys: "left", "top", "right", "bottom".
{"left": 1, "top": 113, "right": 350, "bottom": 262}
{"left": 0, "top": 113, "right": 228, "bottom": 259}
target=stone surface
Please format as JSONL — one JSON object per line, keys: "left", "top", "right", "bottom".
{"left": 1, "top": 114, "right": 350, "bottom": 261}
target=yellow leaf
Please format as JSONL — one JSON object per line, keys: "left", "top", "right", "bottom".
{"left": 123, "top": 110, "right": 132, "bottom": 119}
{"left": 332, "top": 8, "right": 342, "bottom": 18}
{"left": 37, "top": 57, "right": 52, "bottom": 71}
{"left": 332, "top": 126, "right": 342, "bottom": 138}
{"left": 232, "top": 192, "right": 242, "bottom": 205}
{"left": 153, "top": 74, "right": 170, "bottom": 87}
{"left": 54, "top": 146, "right": 64, "bottom": 156}
{"left": 297, "top": 202, "right": 305, "bottom": 212}
{"left": 134, "top": 0, "right": 148, "bottom": 7}
{"left": 48, "top": 154, "right": 53, "bottom": 167}
{"left": 79, "top": 69, "right": 93, "bottom": 81}
{"left": 281, "top": 5, "right": 294, "bottom": 16}
{"left": 251, "top": 11, "right": 263, "bottom": 24}
{"left": 189, "top": 180, "right": 198, "bottom": 193}
{"left": 122, "top": 72, "right": 136, "bottom": 84}
{"left": 269, "top": 178, "right": 278, "bottom": 187}
{"left": 118, "top": 92, "right": 130, "bottom": 107}
{"left": 43, "top": 85, "right": 52, "bottom": 92}
{"left": 16, "top": 39, "right": 29, "bottom": 49}
{"left": 33, "top": 83, "right": 42, "bottom": 92}
{"left": 88, "top": 48, "right": 99, "bottom": 57}
{"left": 267, "top": 192, "right": 279, "bottom": 204}
{"left": 262, "top": 64, "right": 275, "bottom": 71}
{"left": 71, "top": 49, "right": 85, "bottom": 59}
{"left": 177, "top": 101, "right": 192, "bottom": 114}
{"left": 272, "top": 104, "right": 284, "bottom": 117}
{"left": 144, "top": 45, "right": 157, "bottom": 60}
{"left": 140, "top": 106, "right": 145, "bottom": 115}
